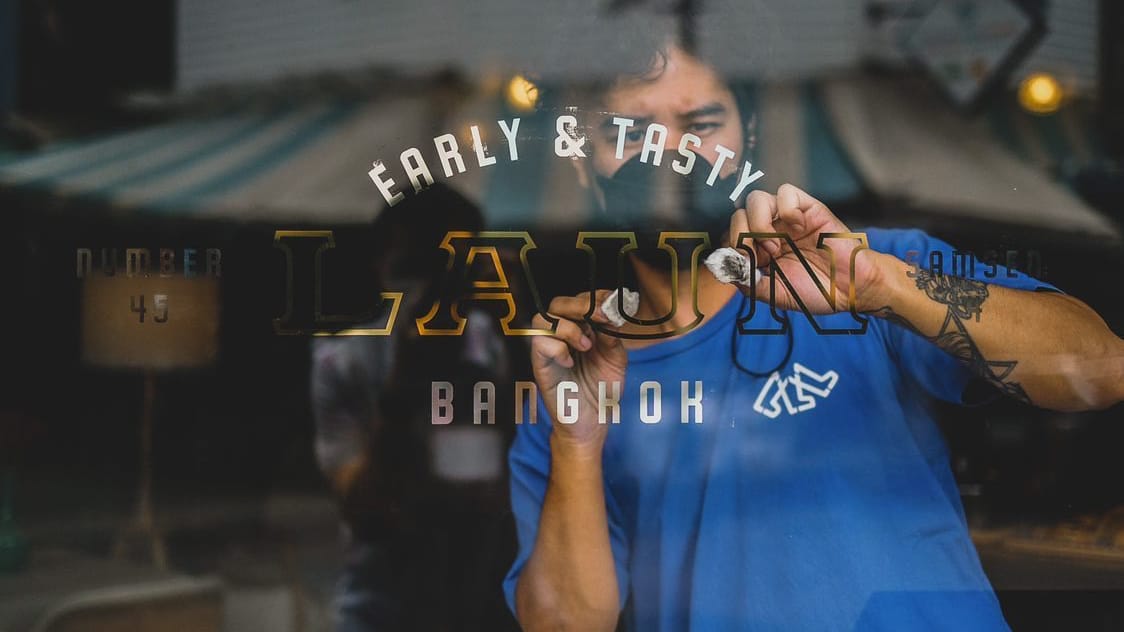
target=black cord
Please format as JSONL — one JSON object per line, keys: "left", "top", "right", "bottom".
{"left": 730, "top": 292, "right": 794, "bottom": 378}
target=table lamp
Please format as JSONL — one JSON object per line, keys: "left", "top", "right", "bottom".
{"left": 80, "top": 273, "right": 220, "bottom": 569}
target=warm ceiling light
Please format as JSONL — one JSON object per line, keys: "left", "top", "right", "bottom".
{"left": 505, "top": 75, "right": 539, "bottom": 112}
{"left": 1018, "top": 72, "right": 1063, "bottom": 115}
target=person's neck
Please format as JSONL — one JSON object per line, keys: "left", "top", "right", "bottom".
{"left": 623, "top": 253, "right": 737, "bottom": 350}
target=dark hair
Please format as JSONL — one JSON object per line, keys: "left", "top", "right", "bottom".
{"left": 519, "top": 0, "right": 774, "bottom": 143}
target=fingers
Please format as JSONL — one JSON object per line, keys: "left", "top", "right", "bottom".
{"left": 530, "top": 331, "right": 573, "bottom": 369}
{"left": 777, "top": 182, "right": 847, "bottom": 235}
{"left": 738, "top": 184, "right": 834, "bottom": 258}
{"left": 745, "top": 190, "right": 780, "bottom": 262}
{"left": 777, "top": 182, "right": 823, "bottom": 214}
{"left": 727, "top": 205, "right": 749, "bottom": 249}
{"left": 548, "top": 290, "right": 614, "bottom": 324}
{"left": 531, "top": 313, "right": 589, "bottom": 370}
{"left": 775, "top": 183, "right": 808, "bottom": 235}
{"left": 728, "top": 201, "right": 769, "bottom": 268}
{"left": 532, "top": 289, "right": 622, "bottom": 371}
{"left": 753, "top": 262, "right": 776, "bottom": 306}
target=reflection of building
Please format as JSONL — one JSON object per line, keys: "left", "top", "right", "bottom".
{"left": 864, "top": 0, "right": 1100, "bottom": 95}
{"left": 1101, "top": 1, "right": 1124, "bottom": 154}
{"left": 1, "top": 0, "right": 1112, "bottom": 233}
{"left": 92, "top": 1, "right": 1072, "bottom": 243}
{"left": 175, "top": 0, "right": 1100, "bottom": 93}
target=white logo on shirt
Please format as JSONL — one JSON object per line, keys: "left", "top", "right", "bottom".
{"left": 752, "top": 363, "right": 839, "bottom": 419}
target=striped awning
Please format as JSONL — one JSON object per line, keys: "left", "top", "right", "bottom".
{"left": 0, "top": 98, "right": 429, "bottom": 224}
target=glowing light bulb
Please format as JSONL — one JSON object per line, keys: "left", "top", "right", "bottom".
{"left": 1018, "top": 73, "right": 1063, "bottom": 115}
{"left": 505, "top": 75, "right": 539, "bottom": 112}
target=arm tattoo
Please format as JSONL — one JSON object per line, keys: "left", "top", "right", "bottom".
{"left": 872, "top": 268, "right": 1032, "bottom": 404}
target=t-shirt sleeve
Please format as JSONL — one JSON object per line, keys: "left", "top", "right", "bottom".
{"left": 868, "top": 228, "right": 1062, "bottom": 405}
{"left": 502, "top": 397, "right": 632, "bottom": 618}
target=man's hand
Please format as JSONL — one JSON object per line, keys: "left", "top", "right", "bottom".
{"left": 530, "top": 290, "right": 628, "bottom": 452}
{"left": 728, "top": 183, "right": 890, "bottom": 313}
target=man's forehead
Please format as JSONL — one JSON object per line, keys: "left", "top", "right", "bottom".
{"left": 598, "top": 57, "right": 733, "bottom": 118}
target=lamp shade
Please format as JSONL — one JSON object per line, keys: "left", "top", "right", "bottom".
{"left": 80, "top": 276, "right": 220, "bottom": 370}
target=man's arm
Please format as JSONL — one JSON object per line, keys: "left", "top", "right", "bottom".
{"left": 515, "top": 438, "right": 621, "bottom": 631}
{"left": 513, "top": 291, "right": 627, "bottom": 631}
{"left": 730, "top": 184, "right": 1124, "bottom": 413}
{"left": 863, "top": 252, "right": 1124, "bottom": 412}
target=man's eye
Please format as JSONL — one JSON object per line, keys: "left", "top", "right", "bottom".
{"left": 625, "top": 130, "right": 645, "bottom": 143}
{"left": 688, "top": 122, "right": 720, "bottom": 135}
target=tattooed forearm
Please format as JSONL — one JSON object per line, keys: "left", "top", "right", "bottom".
{"left": 872, "top": 268, "right": 1032, "bottom": 404}
{"left": 909, "top": 268, "right": 988, "bottom": 321}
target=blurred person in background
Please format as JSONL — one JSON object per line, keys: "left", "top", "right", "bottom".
{"left": 503, "top": 9, "right": 1124, "bottom": 632}
{"left": 311, "top": 183, "right": 519, "bottom": 631}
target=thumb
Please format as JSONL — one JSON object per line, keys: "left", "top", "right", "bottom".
{"left": 750, "top": 266, "right": 775, "bottom": 305}
{"left": 594, "top": 288, "right": 632, "bottom": 355}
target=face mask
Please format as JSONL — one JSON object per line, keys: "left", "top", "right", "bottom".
{"left": 592, "top": 151, "right": 740, "bottom": 238}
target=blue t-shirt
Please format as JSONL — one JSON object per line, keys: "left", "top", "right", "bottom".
{"left": 504, "top": 228, "right": 1060, "bottom": 631}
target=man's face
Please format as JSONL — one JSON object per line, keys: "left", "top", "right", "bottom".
{"left": 589, "top": 45, "right": 746, "bottom": 180}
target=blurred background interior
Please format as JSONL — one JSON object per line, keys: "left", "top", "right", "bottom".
{"left": 0, "top": 0, "right": 1122, "bottom": 630}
